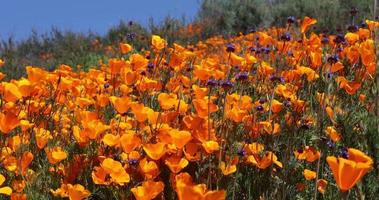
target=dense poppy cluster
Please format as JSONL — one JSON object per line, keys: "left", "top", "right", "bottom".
{"left": 0, "top": 17, "right": 377, "bottom": 200}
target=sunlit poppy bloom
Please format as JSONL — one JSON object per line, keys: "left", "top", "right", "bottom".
{"left": 19, "top": 151, "right": 33, "bottom": 176}
{"left": 202, "top": 140, "right": 220, "bottom": 154}
{"left": 120, "top": 131, "right": 141, "bottom": 153}
{"left": 183, "top": 142, "right": 201, "bottom": 161}
{"left": 100, "top": 158, "right": 130, "bottom": 185}
{"left": 131, "top": 181, "right": 164, "bottom": 200}
{"left": 175, "top": 172, "right": 226, "bottom": 200}
{"left": 165, "top": 155, "right": 189, "bottom": 173}
{"left": 326, "top": 148, "right": 373, "bottom": 191}
{"left": 143, "top": 142, "right": 167, "bottom": 160}
{"left": 325, "top": 126, "right": 341, "bottom": 142}
{"left": 247, "top": 151, "right": 282, "bottom": 169}
{"left": 120, "top": 43, "right": 132, "bottom": 54}
{"left": 139, "top": 158, "right": 160, "bottom": 179}
{"left": 34, "top": 128, "right": 52, "bottom": 149}
{"left": 158, "top": 93, "right": 178, "bottom": 110}
{"left": 301, "top": 16, "right": 317, "bottom": 33}
{"left": 219, "top": 157, "right": 238, "bottom": 176}
{"left": 51, "top": 183, "right": 90, "bottom": 200}
{"left": 303, "top": 169, "right": 316, "bottom": 180}
{"left": 45, "top": 147, "right": 67, "bottom": 165}
{"left": 109, "top": 96, "right": 131, "bottom": 114}
{"left": 0, "top": 112, "right": 20, "bottom": 134}
{"left": 152, "top": 35, "right": 166, "bottom": 50}
{"left": 294, "top": 146, "right": 321, "bottom": 162}
{"left": 0, "top": 174, "right": 12, "bottom": 195}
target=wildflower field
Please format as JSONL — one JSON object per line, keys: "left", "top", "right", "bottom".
{"left": 0, "top": 16, "right": 378, "bottom": 200}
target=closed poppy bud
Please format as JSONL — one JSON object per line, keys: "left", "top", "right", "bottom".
{"left": 359, "top": 94, "right": 366, "bottom": 102}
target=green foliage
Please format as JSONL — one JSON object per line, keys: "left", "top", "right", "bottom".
{"left": 197, "top": 0, "right": 376, "bottom": 34}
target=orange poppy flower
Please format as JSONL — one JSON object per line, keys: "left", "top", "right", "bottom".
{"left": 101, "top": 158, "right": 130, "bottom": 185}
{"left": 51, "top": 183, "right": 90, "bottom": 200}
{"left": 143, "top": 142, "right": 167, "bottom": 160}
{"left": 139, "top": 158, "right": 160, "bottom": 179}
{"left": 0, "top": 174, "right": 12, "bottom": 195}
{"left": 345, "top": 32, "right": 359, "bottom": 44}
{"left": 131, "top": 181, "right": 164, "bottom": 200}
{"left": 325, "top": 126, "right": 341, "bottom": 142}
{"left": 45, "top": 147, "right": 67, "bottom": 165}
{"left": 130, "top": 53, "right": 149, "bottom": 72}
{"left": 102, "top": 134, "right": 120, "bottom": 147}
{"left": 329, "top": 62, "right": 344, "bottom": 73}
{"left": 162, "top": 129, "right": 192, "bottom": 149}
{"left": 92, "top": 166, "right": 109, "bottom": 185}
{"left": 175, "top": 172, "right": 226, "bottom": 200}
{"left": 2, "top": 156, "right": 17, "bottom": 172}
{"left": 19, "top": 152, "right": 33, "bottom": 175}
{"left": 152, "top": 35, "right": 166, "bottom": 50}
{"left": 109, "top": 96, "right": 131, "bottom": 114}
{"left": 120, "top": 131, "right": 141, "bottom": 153}
{"left": 202, "top": 140, "right": 219, "bottom": 154}
{"left": 26, "top": 66, "right": 47, "bottom": 83}
{"left": 158, "top": 93, "right": 178, "bottom": 110}
{"left": 0, "top": 112, "right": 20, "bottom": 134}
{"left": 219, "top": 158, "right": 238, "bottom": 176}
{"left": 335, "top": 76, "right": 361, "bottom": 95}
{"left": 2, "top": 82, "right": 23, "bottom": 102}
{"left": 165, "top": 155, "right": 189, "bottom": 173}
{"left": 108, "top": 58, "right": 127, "bottom": 74}
{"left": 193, "top": 97, "right": 218, "bottom": 119}
{"left": 34, "top": 128, "right": 52, "bottom": 149}
{"left": 247, "top": 151, "right": 282, "bottom": 169}
{"left": 294, "top": 146, "right": 321, "bottom": 162}
{"left": 326, "top": 148, "right": 373, "bottom": 191}
{"left": 183, "top": 142, "right": 201, "bottom": 161}
{"left": 303, "top": 169, "right": 317, "bottom": 180}
{"left": 301, "top": 16, "right": 317, "bottom": 33}
{"left": 120, "top": 43, "right": 132, "bottom": 54}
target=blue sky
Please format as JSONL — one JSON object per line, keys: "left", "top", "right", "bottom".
{"left": 0, "top": 0, "right": 200, "bottom": 40}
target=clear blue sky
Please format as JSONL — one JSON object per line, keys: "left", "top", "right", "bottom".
{"left": 0, "top": 0, "right": 200, "bottom": 40}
